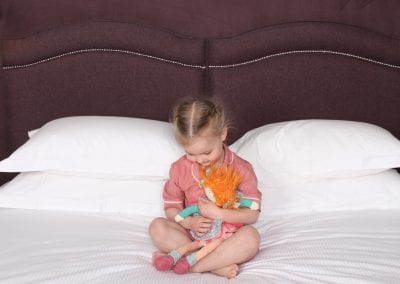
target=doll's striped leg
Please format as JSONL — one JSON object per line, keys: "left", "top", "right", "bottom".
{"left": 173, "top": 238, "right": 224, "bottom": 274}
{"left": 153, "top": 249, "right": 181, "bottom": 271}
{"left": 153, "top": 241, "right": 203, "bottom": 271}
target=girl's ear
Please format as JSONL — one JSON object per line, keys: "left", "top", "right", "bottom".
{"left": 221, "top": 127, "right": 228, "bottom": 142}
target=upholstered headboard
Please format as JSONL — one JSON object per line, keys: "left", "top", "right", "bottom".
{"left": 1, "top": 0, "right": 400, "bottom": 185}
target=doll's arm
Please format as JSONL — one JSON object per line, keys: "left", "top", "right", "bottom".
{"left": 239, "top": 198, "right": 259, "bottom": 210}
{"left": 175, "top": 198, "right": 258, "bottom": 222}
{"left": 175, "top": 205, "right": 199, "bottom": 222}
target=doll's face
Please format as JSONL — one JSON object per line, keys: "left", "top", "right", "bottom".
{"left": 183, "top": 128, "right": 227, "bottom": 168}
{"left": 204, "top": 187, "right": 216, "bottom": 202}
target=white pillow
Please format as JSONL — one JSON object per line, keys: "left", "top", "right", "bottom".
{"left": 27, "top": 128, "right": 39, "bottom": 138}
{"left": 1, "top": 169, "right": 399, "bottom": 217}
{"left": 0, "top": 116, "right": 184, "bottom": 179}
{"left": 0, "top": 171, "right": 165, "bottom": 217}
{"left": 231, "top": 120, "right": 400, "bottom": 187}
{"left": 260, "top": 169, "right": 400, "bottom": 217}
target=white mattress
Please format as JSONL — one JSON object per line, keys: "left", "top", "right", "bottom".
{"left": 0, "top": 208, "right": 399, "bottom": 283}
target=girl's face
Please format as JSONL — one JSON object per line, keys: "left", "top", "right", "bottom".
{"left": 183, "top": 128, "right": 227, "bottom": 168}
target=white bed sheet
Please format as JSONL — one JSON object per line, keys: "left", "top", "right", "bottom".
{"left": 0, "top": 208, "right": 399, "bottom": 284}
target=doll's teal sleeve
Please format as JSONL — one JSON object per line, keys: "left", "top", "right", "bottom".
{"left": 174, "top": 205, "right": 199, "bottom": 222}
{"left": 240, "top": 198, "right": 259, "bottom": 210}
{"left": 174, "top": 198, "right": 259, "bottom": 222}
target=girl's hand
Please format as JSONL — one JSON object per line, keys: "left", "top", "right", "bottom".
{"left": 198, "top": 198, "right": 223, "bottom": 220}
{"left": 181, "top": 215, "right": 213, "bottom": 236}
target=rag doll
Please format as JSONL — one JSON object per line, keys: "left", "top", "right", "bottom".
{"left": 153, "top": 165, "right": 259, "bottom": 274}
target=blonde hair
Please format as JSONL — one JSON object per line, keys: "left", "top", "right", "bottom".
{"left": 172, "top": 97, "right": 228, "bottom": 145}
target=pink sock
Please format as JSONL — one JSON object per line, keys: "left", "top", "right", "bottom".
{"left": 173, "top": 257, "right": 192, "bottom": 274}
{"left": 153, "top": 255, "right": 175, "bottom": 271}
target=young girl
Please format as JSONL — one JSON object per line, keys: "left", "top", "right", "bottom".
{"left": 148, "top": 97, "right": 262, "bottom": 279}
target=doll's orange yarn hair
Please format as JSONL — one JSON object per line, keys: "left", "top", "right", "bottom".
{"left": 200, "top": 166, "right": 243, "bottom": 209}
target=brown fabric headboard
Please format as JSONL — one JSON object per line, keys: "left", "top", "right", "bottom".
{"left": 1, "top": 0, "right": 400, "bottom": 185}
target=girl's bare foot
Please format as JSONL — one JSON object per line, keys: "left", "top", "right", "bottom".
{"left": 211, "top": 264, "right": 239, "bottom": 279}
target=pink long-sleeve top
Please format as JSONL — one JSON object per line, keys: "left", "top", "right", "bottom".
{"left": 163, "top": 145, "right": 262, "bottom": 211}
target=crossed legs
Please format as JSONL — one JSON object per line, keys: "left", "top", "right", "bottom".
{"left": 148, "top": 217, "right": 260, "bottom": 279}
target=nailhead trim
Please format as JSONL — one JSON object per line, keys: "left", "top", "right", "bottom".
{"left": 3, "top": 48, "right": 400, "bottom": 70}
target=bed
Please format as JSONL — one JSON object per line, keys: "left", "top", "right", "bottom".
{"left": 1, "top": 0, "right": 400, "bottom": 283}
